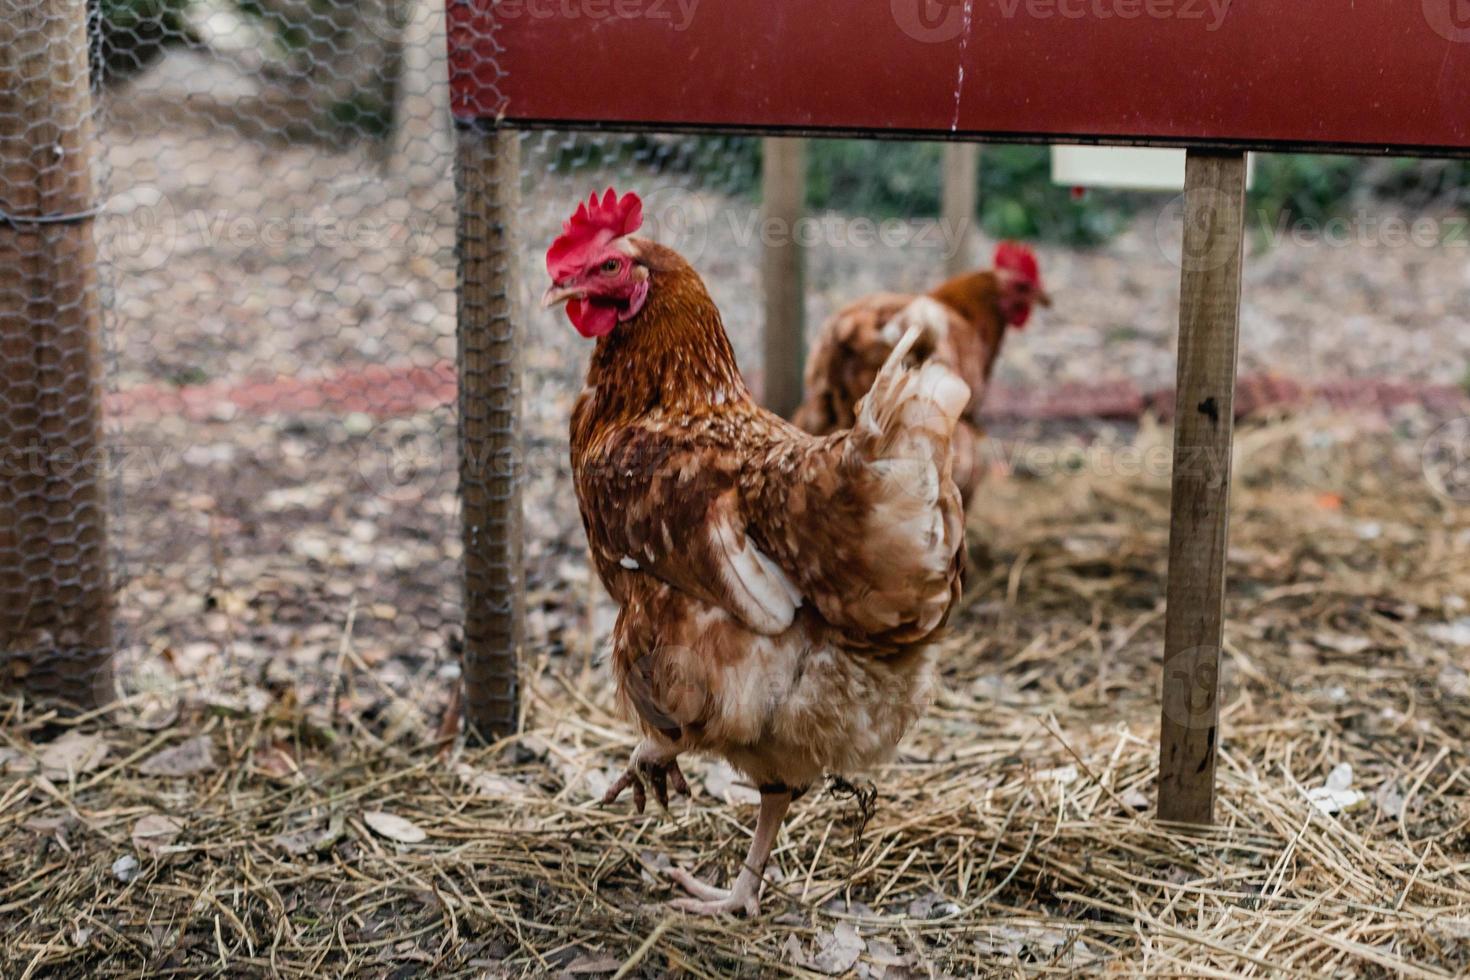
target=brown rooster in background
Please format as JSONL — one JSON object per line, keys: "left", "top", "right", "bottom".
{"left": 792, "top": 242, "right": 1049, "bottom": 507}
{"left": 542, "top": 189, "right": 970, "bottom": 916}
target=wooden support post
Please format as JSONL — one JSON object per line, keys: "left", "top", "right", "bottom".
{"left": 760, "top": 137, "right": 807, "bottom": 419}
{"left": 455, "top": 121, "right": 524, "bottom": 740}
{"left": 0, "top": 0, "right": 114, "bottom": 706}
{"left": 1157, "top": 150, "right": 1247, "bottom": 825}
{"left": 941, "top": 142, "right": 980, "bottom": 278}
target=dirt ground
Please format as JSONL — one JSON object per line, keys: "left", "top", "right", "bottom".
{"left": 6, "top": 416, "right": 1470, "bottom": 977}
{"left": 3, "top": 50, "right": 1470, "bottom": 978}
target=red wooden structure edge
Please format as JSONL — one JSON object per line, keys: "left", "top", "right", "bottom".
{"left": 447, "top": 0, "right": 1470, "bottom": 156}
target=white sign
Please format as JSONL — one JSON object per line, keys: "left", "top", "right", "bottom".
{"left": 1052, "top": 145, "right": 1255, "bottom": 192}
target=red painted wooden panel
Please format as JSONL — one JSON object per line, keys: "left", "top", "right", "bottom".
{"left": 448, "top": 0, "right": 1470, "bottom": 155}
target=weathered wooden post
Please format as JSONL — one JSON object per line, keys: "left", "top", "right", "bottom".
{"left": 0, "top": 0, "right": 114, "bottom": 706}
{"left": 941, "top": 142, "right": 980, "bottom": 277}
{"left": 760, "top": 137, "right": 807, "bottom": 419}
{"left": 455, "top": 121, "right": 523, "bottom": 739}
{"left": 1156, "top": 150, "right": 1248, "bottom": 824}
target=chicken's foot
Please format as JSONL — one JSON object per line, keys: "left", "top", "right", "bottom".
{"left": 666, "top": 788, "right": 792, "bottom": 916}
{"left": 602, "top": 740, "right": 689, "bottom": 813}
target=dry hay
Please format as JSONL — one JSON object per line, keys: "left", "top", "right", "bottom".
{"left": 3, "top": 413, "right": 1470, "bottom": 978}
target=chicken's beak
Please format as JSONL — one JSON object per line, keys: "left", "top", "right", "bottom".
{"left": 541, "top": 283, "right": 586, "bottom": 309}
{"left": 1036, "top": 289, "right": 1053, "bottom": 309}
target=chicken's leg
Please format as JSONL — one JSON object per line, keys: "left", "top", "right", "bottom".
{"left": 667, "top": 788, "right": 791, "bottom": 916}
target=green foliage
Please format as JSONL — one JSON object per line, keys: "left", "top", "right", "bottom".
{"left": 799, "top": 140, "right": 1131, "bottom": 247}
{"left": 554, "top": 136, "right": 1470, "bottom": 253}
{"left": 1248, "top": 154, "right": 1367, "bottom": 226}
{"left": 973, "top": 145, "right": 1133, "bottom": 246}
{"left": 91, "top": 0, "right": 191, "bottom": 84}
{"left": 803, "top": 140, "right": 942, "bottom": 216}
{"left": 328, "top": 94, "right": 394, "bottom": 139}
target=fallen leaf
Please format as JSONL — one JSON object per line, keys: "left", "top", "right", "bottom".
{"left": 204, "top": 688, "right": 273, "bottom": 717}
{"left": 39, "top": 732, "right": 109, "bottom": 780}
{"left": 564, "top": 952, "right": 622, "bottom": 975}
{"left": 976, "top": 924, "right": 1074, "bottom": 958}
{"left": 132, "top": 814, "right": 183, "bottom": 854}
{"left": 1426, "top": 619, "right": 1470, "bottom": 648}
{"left": 363, "top": 810, "right": 427, "bottom": 844}
{"left": 577, "top": 768, "right": 613, "bottom": 803}
{"left": 1313, "top": 632, "right": 1372, "bottom": 656}
{"left": 252, "top": 743, "right": 299, "bottom": 781}
{"left": 1307, "top": 762, "right": 1367, "bottom": 815}
{"left": 1037, "top": 764, "right": 1080, "bottom": 784}
{"left": 865, "top": 939, "right": 909, "bottom": 968}
{"left": 138, "top": 737, "right": 217, "bottom": 777}
{"left": 112, "top": 854, "right": 140, "bottom": 883}
{"left": 455, "top": 764, "right": 535, "bottom": 798}
{"left": 907, "top": 891, "right": 959, "bottom": 919}
{"left": 275, "top": 813, "right": 346, "bottom": 856}
{"left": 0, "top": 746, "right": 36, "bottom": 774}
{"left": 806, "top": 922, "right": 865, "bottom": 975}
{"left": 24, "top": 813, "right": 77, "bottom": 836}
{"left": 1120, "top": 788, "right": 1150, "bottom": 810}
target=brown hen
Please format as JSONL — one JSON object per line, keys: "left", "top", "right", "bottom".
{"left": 792, "top": 242, "right": 1049, "bottom": 507}
{"left": 542, "top": 189, "right": 969, "bottom": 916}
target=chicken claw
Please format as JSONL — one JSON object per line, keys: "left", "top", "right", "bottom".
{"left": 601, "top": 750, "right": 689, "bottom": 813}
{"left": 666, "top": 867, "right": 760, "bottom": 917}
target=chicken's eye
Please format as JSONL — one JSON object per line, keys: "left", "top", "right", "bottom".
{"left": 600, "top": 259, "right": 621, "bottom": 275}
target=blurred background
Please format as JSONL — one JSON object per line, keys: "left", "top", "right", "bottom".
{"left": 88, "top": 0, "right": 1470, "bottom": 727}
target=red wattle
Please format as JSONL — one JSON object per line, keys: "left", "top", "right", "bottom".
{"left": 567, "top": 298, "right": 619, "bottom": 338}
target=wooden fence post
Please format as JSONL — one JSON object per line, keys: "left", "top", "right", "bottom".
{"left": 1157, "top": 150, "right": 1247, "bottom": 824}
{"left": 0, "top": 0, "right": 114, "bottom": 706}
{"left": 941, "top": 142, "right": 980, "bottom": 278}
{"left": 760, "top": 137, "right": 807, "bottom": 419}
{"left": 455, "top": 121, "right": 523, "bottom": 739}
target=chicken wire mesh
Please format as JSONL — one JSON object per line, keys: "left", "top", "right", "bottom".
{"left": 91, "top": 0, "right": 469, "bottom": 720}
{"left": 1, "top": 0, "right": 477, "bottom": 716}
{"left": 9, "top": 0, "right": 1466, "bottom": 727}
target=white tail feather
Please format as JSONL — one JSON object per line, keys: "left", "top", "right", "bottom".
{"left": 856, "top": 324, "right": 970, "bottom": 455}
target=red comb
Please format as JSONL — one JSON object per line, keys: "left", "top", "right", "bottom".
{"left": 546, "top": 188, "right": 644, "bottom": 281}
{"left": 993, "top": 241, "right": 1041, "bottom": 286}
